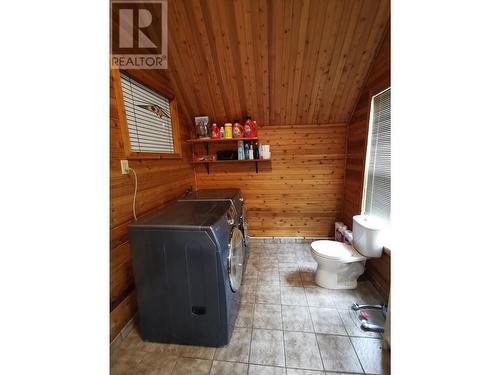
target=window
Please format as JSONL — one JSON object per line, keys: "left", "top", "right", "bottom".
{"left": 114, "top": 70, "right": 182, "bottom": 159}
{"left": 362, "top": 87, "right": 391, "bottom": 224}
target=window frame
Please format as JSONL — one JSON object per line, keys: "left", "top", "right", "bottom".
{"left": 361, "top": 86, "right": 391, "bottom": 222}
{"left": 111, "top": 69, "right": 183, "bottom": 160}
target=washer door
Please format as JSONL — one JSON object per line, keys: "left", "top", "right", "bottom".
{"left": 227, "top": 227, "right": 244, "bottom": 292}
{"left": 241, "top": 207, "right": 249, "bottom": 247}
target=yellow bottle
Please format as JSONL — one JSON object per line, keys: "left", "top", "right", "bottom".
{"left": 224, "top": 123, "right": 233, "bottom": 138}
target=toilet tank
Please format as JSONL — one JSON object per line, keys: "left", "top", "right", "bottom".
{"left": 352, "top": 215, "right": 385, "bottom": 258}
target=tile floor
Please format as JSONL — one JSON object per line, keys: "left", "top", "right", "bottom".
{"left": 111, "top": 239, "right": 390, "bottom": 374}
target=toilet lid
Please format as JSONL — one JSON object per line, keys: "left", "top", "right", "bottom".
{"left": 311, "top": 240, "right": 365, "bottom": 261}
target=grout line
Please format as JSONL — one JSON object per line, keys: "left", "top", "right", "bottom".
{"left": 348, "top": 333, "right": 366, "bottom": 374}
{"left": 309, "top": 303, "right": 326, "bottom": 373}
{"left": 207, "top": 357, "right": 214, "bottom": 374}
{"left": 280, "top": 292, "right": 286, "bottom": 370}
{"left": 248, "top": 250, "right": 255, "bottom": 375}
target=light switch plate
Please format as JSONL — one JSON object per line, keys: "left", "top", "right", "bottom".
{"left": 120, "top": 160, "right": 129, "bottom": 175}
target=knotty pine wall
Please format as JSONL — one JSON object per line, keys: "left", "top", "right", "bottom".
{"left": 110, "top": 70, "right": 195, "bottom": 342}
{"left": 182, "top": 0, "right": 390, "bottom": 238}
{"left": 341, "top": 28, "right": 390, "bottom": 300}
{"left": 194, "top": 124, "right": 347, "bottom": 237}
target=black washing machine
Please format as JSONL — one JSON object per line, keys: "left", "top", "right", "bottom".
{"left": 128, "top": 200, "right": 245, "bottom": 347}
{"left": 179, "top": 188, "right": 249, "bottom": 249}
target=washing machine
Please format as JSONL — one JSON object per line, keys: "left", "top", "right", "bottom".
{"left": 128, "top": 200, "right": 244, "bottom": 347}
{"left": 179, "top": 188, "right": 249, "bottom": 249}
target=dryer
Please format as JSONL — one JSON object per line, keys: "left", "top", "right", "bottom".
{"left": 128, "top": 200, "right": 244, "bottom": 347}
{"left": 179, "top": 188, "right": 249, "bottom": 248}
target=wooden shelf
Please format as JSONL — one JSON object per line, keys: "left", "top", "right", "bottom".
{"left": 192, "top": 159, "right": 270, "bottom": 164}
{"left": 187, "top": 137, "right": 259, "bottom": 143}
{"left": 188, "top": 137, "right": 267, "bottom": 174}
{"left": 192, "top": 158, "right": 270, "bottom": 173}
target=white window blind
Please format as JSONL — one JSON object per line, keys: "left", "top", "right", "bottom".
{"left": 363, "top": 87, "right": 391, "bottom": 223}
{"left": 120, "top": 72, "right": 175, "bottom": 153}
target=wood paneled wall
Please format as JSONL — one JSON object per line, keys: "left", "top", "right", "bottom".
{"left": 182, "top": 0, "right": 389, "bottom": 238}
{"left": 110, "top": 70, "right": 195, "bottom": 342}
{"left": 341, "top": 27, "right": 390, "bottom": 300}
{"left": 167, "top": 0, "right": 390, "bottom": 126}
{"left": 194, "top": 124, "right": 347, "bottom": 236}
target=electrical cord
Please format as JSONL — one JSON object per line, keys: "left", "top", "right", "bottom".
{"left": 128, "top": 167, "right": 138, "bottom": 221}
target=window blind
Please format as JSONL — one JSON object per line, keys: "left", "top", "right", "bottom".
{"left": 363, "top": 87, "right": 391, "bottom": 223}
{"left": 120, "top": 72, "right": 174, "bottom": 153}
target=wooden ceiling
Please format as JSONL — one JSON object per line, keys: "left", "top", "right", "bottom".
{"left": 163, "top": 0, "right": 390, "bottom": 126}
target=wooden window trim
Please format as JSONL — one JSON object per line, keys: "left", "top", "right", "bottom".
{"left": 111, "top": 69, "right": 183, "bottom": 160}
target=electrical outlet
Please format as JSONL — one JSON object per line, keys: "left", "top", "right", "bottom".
{"left": 120, "top": 160, "right": 129, "bottom": 175}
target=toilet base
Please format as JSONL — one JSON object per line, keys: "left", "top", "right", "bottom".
{"left": 313, "top": 260, "right": 366, "bottom": 290}
{"left": 315, "top": 267, "right": 358, "bottom": 289}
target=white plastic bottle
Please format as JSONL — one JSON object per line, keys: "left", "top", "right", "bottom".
{"left": 249, "top": 144, "right": 254, "bottom": 160}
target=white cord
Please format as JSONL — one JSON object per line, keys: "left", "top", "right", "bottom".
{"left": 128, "top": 167, "right": 138, "bottom": 221}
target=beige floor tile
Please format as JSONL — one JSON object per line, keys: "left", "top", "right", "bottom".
{"left": 249, "top": 364, "right": 286, "bottom": 374}
{"left": 278, "top": 261, "right": 300, "bottom": 270}
{"left": 283, "top": 331, "right": 323, "bottom": 371}
{"left": 304, "top": 287, "right": 336, "bottom": 308}
{"left": 245, "top": 267, "right": 259, "bottom": 277}
{"left": 171, "top": 357, "right": 212, "bottom": 375}
{"left": 316, "top": 334, "right": 363, "bottom": 373}
{"left": 236, "top": 303, "right": 255, "bottom": 328}
{"left": 277, "top": 253, "right": 296, "bottom": 262}
{"left": 309, "top": 307, "right": 347, "bottom": 335}
{"left": 249, "top": 329, "right": 285, "bottom": 367}
{"left": 281, "top": 305, "right": 314, "bottom": 332}
{"left": 242, "top": 276, "right": 258, "bottom": 288}
{"left": 279, "top": 271, "right": 303, "bottom": 287}
{"left": 214, "top": 328, "right": 251, "bottom": 363}
{"left": 329, "top": 289, "right": 360, "bottom": 310}
{"left": 178, "top": 344, "right": 216, "bottom": 360}
{"left": 256, "top": 284, "right": 281, "bottom": 304}
{"left": 351, "top": 337, "right": 390, "bottom": 374}
{"left": 253, "top": 304, "right": 282, "bottom": 329}
{"left": 287, "top": 370, "right": 325, "bottom": 375}
{"left": 297, "top": 262, "right": 317, "bottom": 272}
{"left": 118, "top": 331, "right": 143, "bottom": 351}
{"left": 136, "top": 352, "right": 179, "bottom": 375}
{"left": 111, "top": 348, "right": 148, "bottom": 368}
{"left": 299, "top": 272, "right": 316, "bottom": 287}
{"left": 140, "top": 341, "right": 175, "bottom": 354}
{"left": 110, "top": 360, "right": 133, "bottom": 375}
{"left": 241, "top": 284, "right": 257, "bottom": 303}
{"left": 280, "top": 287, "right": 308, "bottom": 306}
{"left": 258, "top": 260, "right": 279, "bottom": 270}
{"left": 258, "top": 272, "right": 281, "bottom": 286}
{"left": 209, "top": 360, "right": 248, "bottom": 374}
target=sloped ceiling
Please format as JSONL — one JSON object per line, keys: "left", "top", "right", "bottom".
{"left": 163, "top": 0, "right": 390, "bottom": 126}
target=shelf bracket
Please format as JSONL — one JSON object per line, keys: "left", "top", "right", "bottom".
{"left": 204, "top": 162, "right": 210, "bottom": 174}
{"left": 255, "top": 161, "right": 258, "bottom": 173}
{"left": 203, "top": 142, "right": 209, "bottom": 155}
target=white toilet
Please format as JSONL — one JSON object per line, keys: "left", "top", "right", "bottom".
{"left": 310, "top": 215, "right": 385, "bottom": 289}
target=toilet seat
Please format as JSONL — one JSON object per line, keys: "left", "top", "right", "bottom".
{"left": 311, "top": 240, "right": 365, "bottom": 263}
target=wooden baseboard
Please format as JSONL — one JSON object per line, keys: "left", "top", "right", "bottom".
{"left": 110, "top": 314, "right": 137, "bottom": 355}
{"left": 364, "top": 252, "right": 391, "bottom": 302}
